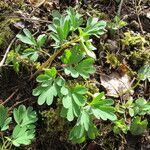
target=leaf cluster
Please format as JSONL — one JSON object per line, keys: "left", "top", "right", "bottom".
{"left": 0, "top": 105, "right": 37, "bottom": 148}
{"left": 138, "top": 63, "right": 150, "bottom": 82}
{"left": 114, "top": 97, "right": 150, "bottom": 135}
{"left": 32, "top": 67, "right": 116, "bottom": 143}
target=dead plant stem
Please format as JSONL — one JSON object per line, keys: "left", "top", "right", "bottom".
{"left": 117, "top": 0, "right": 124, "bottom": 16}
{"left": 1, "top": 89, "right": 18, "bottom": 105}
{"left": 0, "top": 38, "right": 16, "bottom": 68}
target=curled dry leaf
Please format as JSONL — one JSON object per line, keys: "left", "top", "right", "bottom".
{"left": 100, "top": 72, "right": 132, "bottom": 98}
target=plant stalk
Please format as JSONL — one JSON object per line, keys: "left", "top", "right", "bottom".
{"left": 29, "top": 38, "right": 80, "bottom": 80}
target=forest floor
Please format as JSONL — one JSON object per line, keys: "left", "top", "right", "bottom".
{"left": 0, "top": 0, "right": 150, "bottom": 150}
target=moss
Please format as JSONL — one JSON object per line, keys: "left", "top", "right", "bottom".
{"left": 129, "top": 50, "right": 150, "bottom": 69}
{"left": 80, "top": 4, "right": 109, "bottom": 20}
{"left": 0, "top": 23, "right": 14, "bottom": 48}
{"left": 13, "top": 0, "right": 24, "bottom": 8}
{"left": 40, "top": 101, "right": 71, "bottom": 142}
{"left": 105, "top": 52, "right": 120, "bottom": 68}
{"left": 0, "top": 2, "right": 10, "bottom": 10}
{"left": 0, "top": 1, "right": 23, "bottom": 50}
{"left": 0, "top": 3, "right": 14, "bottom": 49}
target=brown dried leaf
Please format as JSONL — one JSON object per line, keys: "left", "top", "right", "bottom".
{"left": 100, "top": 72, "right": 131, "bottom": 98}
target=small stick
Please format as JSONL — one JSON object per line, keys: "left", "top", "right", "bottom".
{"left": 135, "top": 0, "right": 144, "bottom": 34}
{"left": 137, "top": 14, "right": 144, "bottom": 34}
{"left": 10, "top": 16, "right": 52, "bottom": 23}
{"left": 8, "top": 98, "right": 29, "bottom": 112}
{"left": 0, "top": 38, "right": 16, "bottom": 68}
{"left": 1, "top": 89, "right": 18, "bottom": 105}
{"left": 117, "top": 0, "right": 124, "bottom": 16}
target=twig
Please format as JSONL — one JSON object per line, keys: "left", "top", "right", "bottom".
{"left": 0, "top": 38, "right": 16, "bottom": 68}
{"left": 135, "top": 0, "right": 144, "bottom": 34}
{"left": 1, "top": 89, "right": 18, "bottom": 105}
{"left": 10, "top": 16, "right": 52, "bottom": 23}
{"left": 137, "top": 14, "right": 144, "bottom": 34}
{"left": 117, "top": 0, "right": 124, "bottom": 16}
{"left": 8, "top": 98, "right": 29, "bottom": 111}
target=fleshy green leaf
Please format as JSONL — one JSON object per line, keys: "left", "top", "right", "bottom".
{"left": 131, "top": 97, "right": 150, "bottom": 116}
{"left": 23, "top": 48, "right": 39, "bottom": 62}
{"left": 48, "top": 11, "right": 71, "bottom": 46}
{"left": 66, "top": 7, "right": 83, "bottom": 30}
{"left": 113, "top": 119, "right": 129, "bottom": 134}
{"left": 16, "top": 29, "right": 36, "bottom": 45}
{"left": 23, "top": 29, "right": 33, "bottom": 39}
{"left": 69, "top": 124, "right": 85, "bottom": 143}
{"left": 61, "top": 45, "right": 84, "bottom": 65}
{"left": 64, "top": 58, "right": 96, "bottom": 79}
{"left": 84, "top": 17, "right": 106, "bottom": 36}
{"left": 80, "top": 109, "right": 90, "bottom": 131}
{"left": 69, "top": 109, "right": 98, "bottom": 143}
{"left": 80, "top": 40, "right": 96, "bottom": 59}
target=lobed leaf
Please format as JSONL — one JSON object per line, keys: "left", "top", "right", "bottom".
{"left": 13, "top": 105, "right": 37, "bottom": 127}
{"left": 0, "top": 105, "right": 12, "bottom": 131}
{"left": 12, "top": 125, "right": 35, "bottom": 147}
{"left": 64, "top": 58, "right": 96, "bottom": 79}
{"left": 60, "top": 85, "right": 87, "bottom": 121}
{"left": 130, "top": 116, "right": 148, "bottom": 135}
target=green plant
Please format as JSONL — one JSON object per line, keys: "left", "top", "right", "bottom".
{"left": 5, "top": 45, "right": 22, "bottom": 72}
{"left": 121, "top": 31, "right": 149, "bottom": 49}
{"left": 130, "top": 116, "right": 148, "bottom": 135}
{"left": 114, "top": 97, "right": 150, "bottom": 135}
{"left": 113, "top": 119, "right": 129, "bottom": 134}
{"left": 16, "top": 29, "right": 47, "bottom": 61}
{"left": 6, "top": 29, "right": 47, "bottom": 72}
{"left": 138, "top": 63, "right": 150, "bottom": 82}
{"left": 105, "top": 51, "right": 120, "bottom": 68}
{"left": 30, "top": 7, "right": 118, "bottom": 143}
{"left": 0, "top": 105, "right": 37, "bottom": 149}
{"left": 108, "top": 16, "right": 127, "bottom": 33}
{"left": 33, "top": 68, "right": 116, "bottom": 143}
{"left": 106, "top": 16, "right": 127, "bottom": 37}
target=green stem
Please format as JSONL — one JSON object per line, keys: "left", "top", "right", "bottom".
{"left": 0, "top": 132, "right": 5, "bottom": 146}
{"left": 7, "top": 142, "right": 12, "bottom": 150}
{"left": 29, "top": 38, "right": 80, "bottom": 80}
{"left": 132, "top": 79, "right": 140, "bottom": 89}
{"left": 86, "top": 91, "right": 94, "bottom": 98}
{"left": 39, "top": 49, "right": 50, "bottom": 57}
{"left": 2, "top": 139, "right": 10, "bottom": 150}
